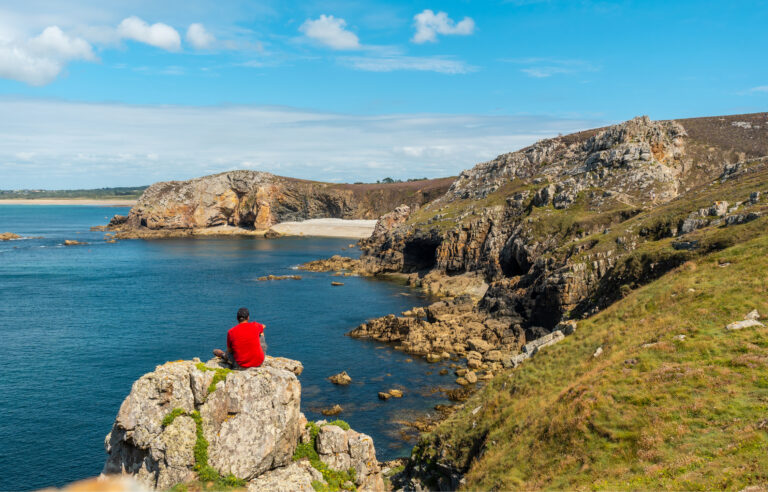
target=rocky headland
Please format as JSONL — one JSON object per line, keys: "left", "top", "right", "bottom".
{"left": 300, "top": 113, "right": 768, "bottom": 381}
{"left": 102, "top": 355, "right": 385, "bottom": 491}
{"left": 105, "top": 172, "right": 453, "bottom": 239}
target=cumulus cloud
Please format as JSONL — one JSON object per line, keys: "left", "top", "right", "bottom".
{"left": 0, "top": 98, "right": 604, "bottom": 188}
{"left": 0, "top": 26, "right": 95, "bottom": 86}
{"left": 342, "top": 55, "right": 475, "bottom": 74}
{"left": 299, "top": 15, "right": 360, "bottom": 50}
{"left": 118, "top": 16, "right": 181, "bottom": 51}
{"left": 411, "top": 10, "right": 474, "bottom": 44}
{"left": 186, "top": 23, "right": 214, "bottom": 49}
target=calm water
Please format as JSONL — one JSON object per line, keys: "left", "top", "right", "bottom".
{"left": 0, "top": 206, "right": 455, "bottom": 491}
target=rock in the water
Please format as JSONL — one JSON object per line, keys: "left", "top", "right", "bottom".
{"left": 0, "top": 232, "right": 21, "bottom": 241}
{"left": 331, "top": 281, "right": 344, "bottom": 286}
{"left": 64, "top": 239, "right": 87, "bottom": 246}
{"left": 321, "top": 404, "right": 343, "bottom": 416}
{"left": 378, "top": 392, "right": 391, "bottom": 400}
{"left": 388, "top": 389, "right": 403, "bottom": 398}
{"left": 465, "top": 371, "right": 478, "bottom": 384}
{"left": 329, "top": 371, "right": 352, "bottom": 385}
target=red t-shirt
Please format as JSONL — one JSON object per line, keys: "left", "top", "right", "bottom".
{"left": 227, "top": 321, "right": 265, "bottom": 368}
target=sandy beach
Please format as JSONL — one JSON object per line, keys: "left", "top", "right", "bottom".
{"left": 0, "top": 199, "right": 137, "bottom": 206}
{"left": 271, "top": 218, "right": 377, "bottom": 238}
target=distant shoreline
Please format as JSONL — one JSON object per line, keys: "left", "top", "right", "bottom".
{"left": 0, "top": 199, "right": 136, "bottom": 206}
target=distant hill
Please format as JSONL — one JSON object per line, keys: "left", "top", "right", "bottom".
{"left": 0, "top": 186, "right": 148, "bottom": 200}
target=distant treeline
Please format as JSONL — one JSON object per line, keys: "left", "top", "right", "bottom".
{"left": 354, "top": 177, "right": 430, "bottom": 184}
{"left": 0, "top": 186, "right": 148, "bottom": 199}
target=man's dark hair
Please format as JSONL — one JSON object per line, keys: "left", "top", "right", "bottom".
{"left": 237, "top": 307, "right": 249, "bottom": 322}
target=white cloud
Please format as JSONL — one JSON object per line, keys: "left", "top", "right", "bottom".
{"left": 411, "top": 10, "right": 474, "bottom": 44}
{"left": 299, "top": 15, "right": 360, "bottom": 50}
{"left": 504, "top": 57, "right": 598, "bottom": 78}
{"left": 0, "top": 98, "right": 604, "bottom": 188}
{"left": 117, "top": 16, "right": 181, "bottom": 51}
{"left": 186, "top": 23, "right": 214, "bottom": 49}
{"left": 748, "top": 86, "right": 768, "bottom": 93}
{"left": 341, "top": 55, "right": 475, "bottom": 74}
{"left": 0, "top": 26, "right": 95, "bottom": 86}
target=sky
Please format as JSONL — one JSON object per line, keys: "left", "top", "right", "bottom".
{"left": 0, "top": 0, "right": 766, "bottom": 188}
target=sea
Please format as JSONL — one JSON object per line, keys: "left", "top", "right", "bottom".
{"left": 0, "top": 205, "right": 456, "bottom": 491}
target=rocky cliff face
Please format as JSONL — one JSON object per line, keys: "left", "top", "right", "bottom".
{"left": 109, "top": 171, "right": 452, "bottom": 237}
{"left": 103, "top": 356, "right": 384, "bottom": 491}
{"left": 344, "top": 114, "right": 768, "bottom": 364}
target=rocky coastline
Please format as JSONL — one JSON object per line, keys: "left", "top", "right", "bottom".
{"left": 103, "top": 172, "right": 452, "bottom": 239}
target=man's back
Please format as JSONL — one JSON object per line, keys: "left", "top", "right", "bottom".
{"left": 227, "top": 321, "right": 265, "bottom": 368}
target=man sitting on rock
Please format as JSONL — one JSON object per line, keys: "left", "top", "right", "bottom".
{"left": 213, "top": 307, "right": 267, "bottom": 368}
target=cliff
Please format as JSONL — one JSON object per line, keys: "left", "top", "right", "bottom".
{"left": 102, "top": 356, "right": 384, "bottom": 491}
{"left": 339, "top": 113, "right": 768, "bottom": 364}
{"left": 107, "top": 171, "right": 453, "bottom": 238}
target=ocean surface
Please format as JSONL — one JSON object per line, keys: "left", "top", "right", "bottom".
{"left": 0, "top": 206, "right": 456, "bottom": 491}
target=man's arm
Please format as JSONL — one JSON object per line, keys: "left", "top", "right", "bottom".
{"left": 260, "top": 332, "right": 267, "bottom": 354}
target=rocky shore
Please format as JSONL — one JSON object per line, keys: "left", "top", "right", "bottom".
{"left": 102, "top": 355, "right": 385, "bottom": 491}
{"left": 103, "top": 172, "right": 452, "bottom": 239}
{"left": 301, "top": 114, "right": 768, "bottom": 390}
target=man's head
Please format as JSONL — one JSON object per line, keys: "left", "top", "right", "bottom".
{"left": 237, "top": 307, "right": 250, "bottom": 323}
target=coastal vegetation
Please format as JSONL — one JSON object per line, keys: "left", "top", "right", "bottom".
{"left": 406, "top": 231, "right": 768, "bottom": 489}
{"left": 293, "top": 421, "right": 358, "bottom": 492}
{"left": 0, "top": 186, "right": 147, "bottom": 200}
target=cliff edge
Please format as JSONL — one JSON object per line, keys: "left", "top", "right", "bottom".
{"left": 102, "top": 356, "right": 384, "bottom": 491}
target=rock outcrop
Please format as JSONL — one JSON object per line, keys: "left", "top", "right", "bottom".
{"left": 0, "top": 232, "right": 20, "bottom": 241}
{"left": 107, "top": 172, "right": 452, "bottom": 238}
{"left": 339, "top": 115, "right": 768, "bottom": 368}
{"left": 102, "top": 356, "right": 384, "bottom": 491}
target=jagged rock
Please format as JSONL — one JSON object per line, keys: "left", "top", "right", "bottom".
{"left": 593, "top": 346, "right": 604, "bottom": 357}
{"left": 0, "top": 232, "right": 21, "bottom": 241}
{"left": 247, "top": 461, "right": 321, "bottom": 492}
{"left": 63, "top": 239, "right": 87, "bottom": 246}
{"left": 378, "top": 392, "right": 391, "bottom": 400}
{"left": 103, "top": 357, "right": 385, "bottom": 491}
{"left": 103, "top": 358, "right": 303, "bottom": 488}
{"left": 467, "top": 338, "right": 492, "bottom": 353}
{"left": 556, "top": 320, "right": 578, "bottom": 335}
{"left": 746, "top": 309, "right": 761, "bottom": 320}
{"left": 329, "top": 371, "right": 352, "bottom": 385}
{"left": 465, "top": 371, "right": 478, "bottom": 384}
{"left": 709, "top": 201, "right": 729, "bottom": 216}
{"left": 388, "top": 389, "right": 403, "bottom": 398}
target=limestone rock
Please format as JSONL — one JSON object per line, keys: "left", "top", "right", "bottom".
{"left": 726, "top": 320, "right": 765, "bottom": 330}
{"left": 247, "top": 461, "right": 321, "bottom": 492}
{"left": 103, "top": 358, "right": 302, "bottom": 488}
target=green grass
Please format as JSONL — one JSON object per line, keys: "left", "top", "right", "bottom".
{"left": 195, "top": 362, "right": 233, "bottom": 394}
{"left": 413, "top": 233, "right": 768, "bottom": 490}
{"left": 162, "top": 408, "right": 246, "bottom": 490}
{"left": 293, "top": 421, "right": 357, "bottom": 491}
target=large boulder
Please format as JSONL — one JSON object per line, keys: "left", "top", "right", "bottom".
{"left": 103, "top": 357, "right": 303, "bottom": 489}
{"left": 103, "top": 357, "right": 386, "bottom": 491}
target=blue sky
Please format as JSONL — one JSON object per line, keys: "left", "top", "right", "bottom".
{"left": 0, "top": 0, "right": 766, "bottom": 188}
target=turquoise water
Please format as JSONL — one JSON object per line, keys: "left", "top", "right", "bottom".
{"left": 0, "top": 206, "right": 455, "bottom": 491}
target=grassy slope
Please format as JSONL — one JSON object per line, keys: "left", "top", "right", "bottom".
{"left": 417, "top": 227, "right": 768, "bottom": 490}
